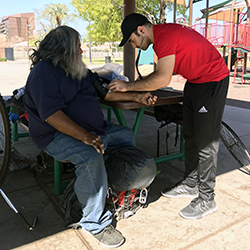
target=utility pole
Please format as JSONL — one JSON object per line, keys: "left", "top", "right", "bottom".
{"left": 123, "top": 0, "right": 136, "bottom": 81}
{"left": 173, "top": 0, "right": 177, "bottom": 23}
{"left": 27, "top": 19, "right": 30, "bottom": 59}
{"left": 88, "top": 20, "right": 92, "bottom": 63}
{"left": 205, "top": 0, "right": 209, "bottom": 38}
{"left": 189, "top": 0, "right": 193, "bottom": 26}
{"left": 89, "top": 36, "right": 92, "bottom": 63}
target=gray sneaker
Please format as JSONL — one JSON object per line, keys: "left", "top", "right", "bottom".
{"left": 93, "top": 225, "right": 125, "bottom": 248}
{"left": 179, "top": 197, "right": 217, "bottom": 220}
{"left": 161, "top": 184, "right": 198, "bottom": 198}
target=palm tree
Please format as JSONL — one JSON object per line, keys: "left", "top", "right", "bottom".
{"left": 47, "top": 4, "right": 68, "bottom": 27}
{"left": 35, "top": 4, "right": 74, "bottom": 36}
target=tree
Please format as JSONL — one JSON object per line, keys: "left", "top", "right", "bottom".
{"left": 71, "top": 0, "right": 187, "bottom": 41}
{"left": 136, "top": 0, "right": 188, "bottom": 24}
{"left": 71, "top": 1, "right": 123, "bottom": 43}
{"left": 71, "top": 0, "right": 187, "bottom": 59}
{"left": 35, "top": 4, "right": 75, "bottom": 37}
{"left": 71, "top": 0, "right": 123, "bottom": 60}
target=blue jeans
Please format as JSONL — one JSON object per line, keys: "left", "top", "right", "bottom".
{"left": 44, "top": 121, "right": 135, "bottom": 234}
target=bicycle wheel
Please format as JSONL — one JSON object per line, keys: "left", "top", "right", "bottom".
{"left": 220, "top": 121, "right": 250, "bottom": 174}
{"left": 0, "top": 95, "right": 11, "bottom": 186}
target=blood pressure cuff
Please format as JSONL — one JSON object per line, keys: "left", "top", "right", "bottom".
{"left": 93, "top": 76, "right": 110, "bottom": 100}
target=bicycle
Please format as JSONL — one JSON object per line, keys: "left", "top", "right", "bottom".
{"left": 220, "top": 121, "right": 250, "bottom": 174}
{"left": 0, "top": 94, "right": 37, "bottom": 230}
{"left": 0, "top": 94, "right": 11, "bottom": 187}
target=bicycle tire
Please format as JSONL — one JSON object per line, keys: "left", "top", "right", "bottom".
{"left": 220, "top": 121, "right": 250, "bottom": 174}
{"left": 0, "top": 95, "right": 11, "bottom": 186}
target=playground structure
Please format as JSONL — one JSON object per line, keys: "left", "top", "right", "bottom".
{"left": 191, "top": 0, "right": 250, "bottom": 84}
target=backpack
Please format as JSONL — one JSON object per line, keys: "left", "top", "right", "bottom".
{"left": 154, "top": 103, "right": 183, "bottom": 156}
{"left": 61, "top": 181, "right": 150, "bottom": 226}
{"left": 60, "top": 177, "right": 82, "bottom": 227}
{"left": 154, "top": 103, "right": 183, "bottom": 124}
{"left": 103, "top": 146, "right": 156, "bottom": 191}
{"left": 60, "top": 179, "right": 148, "bottom": 225}
{"left": 60, "top": 146, "right": 156, "bottom": 225}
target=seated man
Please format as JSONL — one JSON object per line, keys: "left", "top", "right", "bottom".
{"left": 23, "top": 25, "right": 157, "bottom": 248}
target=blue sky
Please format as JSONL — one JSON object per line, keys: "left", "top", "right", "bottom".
{"left": 0, "top": 0, "right": 227, "bottom": 37}
{"left": 0, "top": 0, "right": 88, "bottom": 36}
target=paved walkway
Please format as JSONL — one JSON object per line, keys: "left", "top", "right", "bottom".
{"left": 0, "top": 60, "right": 249, "bottom": 250}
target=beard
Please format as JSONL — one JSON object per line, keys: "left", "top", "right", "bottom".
{"left": 67, "top": 54, "right": 88, "bottom": 81}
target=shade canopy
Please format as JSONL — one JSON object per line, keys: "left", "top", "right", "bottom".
{"left": 166, "top": 0, "right": 186, "bottom": 7}
{"left": 200, "top": 0, "right": 247, "bottom": 21}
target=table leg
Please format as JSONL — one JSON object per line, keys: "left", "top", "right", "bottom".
{"left": 100, "top": 104, "right": 112, "bottom": 122}
{"left": 111, "top": 108, "right": 127, "bottom": 127}
{"left": 10, "top": 106, "right": 29, "bottom": 141}
{"left": 107, "top": 107, "right": 112, "bottom": 121}
{"left": 132, "top": 107, "right": 145, "bottom": 138}
{"left": 111, "top": 107, "right": 145, "bottom": 138}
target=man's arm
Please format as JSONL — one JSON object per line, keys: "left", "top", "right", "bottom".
{"left": 108, "top": 55, "right": 175, "bottom": 92}
{"left": 104, "top": 91, "right": 157, "bottom": 106}
{"left": 45, "top": 110, "right": 104, "bottom": 154}
{"left": 93, "top": 75, "right": 157, "bottom": 105}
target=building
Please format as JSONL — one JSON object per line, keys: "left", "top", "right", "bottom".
{"left": 0, "top": 12, "right": 35, "bottom": 58}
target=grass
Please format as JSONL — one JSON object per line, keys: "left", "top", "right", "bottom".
{"left": 82, "top": 58, "right": 123, "bottom": 65}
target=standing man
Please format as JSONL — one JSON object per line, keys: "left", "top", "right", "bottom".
{"left": 23, "top": 25, "right": 156, "bottom": 248}
{"left": 108, "top": 13, "right": 229, "bottom": 220}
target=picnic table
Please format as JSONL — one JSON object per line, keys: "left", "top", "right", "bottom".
{"left": 100, "top": 89, "right": 184, "bottom": 164}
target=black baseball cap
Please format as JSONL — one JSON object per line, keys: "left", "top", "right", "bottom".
{"left": 119, "top": 13, "right": 148, "bottom": 47}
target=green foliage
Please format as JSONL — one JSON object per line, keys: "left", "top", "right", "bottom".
{"left": 136, "top": 0, "right": 164, "bottom": 24}
{"left": 28, "top": 36, "right": 39, "bottom": 47}
{"left": 35, "top": 4, "right": 75, "bottom": 37}
{"left": 71, "top": 0, "right": 123, "bottom": 45}
{"left": 137, "top": 1, "right": 188, "bottom": 24}
{"left": 71, "top": 0, "right": 188, "bottom": 45}
{"left": 0, "top": 57, "right": 6, "bottom": 62}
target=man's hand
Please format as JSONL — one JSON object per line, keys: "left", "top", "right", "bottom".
{"left": 108, "top": 79, "right": 127, "bottom": 92}
{"left": 81, "top": 132, "right": 104, "bottom": 154}
{"left": 45, "top": 110, "right": 105, "bottom": 154}
{"left": 108, "top": 55, "right": 175, "bottom": 93}
{"left": 137, "top": 92, "right": 157, "bottom": 106}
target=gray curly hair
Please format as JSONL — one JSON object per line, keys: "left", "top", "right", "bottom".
{"left": 30, "top": 25, "right": 87, "bottom": 80}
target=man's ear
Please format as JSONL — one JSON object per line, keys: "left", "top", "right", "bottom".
{"left": 137, "top": 26, "right": 144, "bottom": 35}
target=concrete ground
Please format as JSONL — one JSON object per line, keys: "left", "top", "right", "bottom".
{"left": 0, "top": 59, "right": 250, "bottom": 250}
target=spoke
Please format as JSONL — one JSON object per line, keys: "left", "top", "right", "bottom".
{"left": 0, "top": 95, "right": 11, "bottom": 186}
{"left": 220, "top": 121, "right": 250, "bottom": 170}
